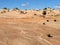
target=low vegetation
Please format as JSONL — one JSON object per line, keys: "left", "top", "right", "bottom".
{"left": 47, "top": 20, "right": 49, "bottom": 22}
{"left": 34, "top": 14, "right": 37, "bottom": 15}
{"left": 47, "top": 34, "right": 53, "bottom": 38}
{"left": 43, "top": 11, "right": 46, "bottom": 15}
{"left": 43, "top": 23, "right": 46, "bottom": 25}
{"left": 54, "top": 19, "right": 56, "bottom": 22}
{"left": 20, "top": 11, "right": 27, "bottom": 14}
{"left": 13, "top": 8, "right": 20, "bottom": 11}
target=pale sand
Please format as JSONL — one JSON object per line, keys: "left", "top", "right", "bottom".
{"left": 0, "top": 8, "right": 60, "bottom": 45}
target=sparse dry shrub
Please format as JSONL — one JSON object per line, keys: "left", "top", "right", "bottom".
{"left": 13, "top": 8, "right": 19, "bottom": 10}
{"left": 3, "top": 11, "right": 6, "bottom": 13}
{"left": 42, "top": 11, "right": 46, "bottom": 15}
{"left": 43, "top": 23, "right": 45, "bottom": 25}
{"left": 1, "top": 12, "right": 3, "bottom": 14}
{"left": 20, "top": 11, "right": 27, "bottom": 14}
{"left": 54, "top": 19, "right": 56, "bottom": 22}
{"left": 3, "top": 8, "right": 8, "bottom": 10}
{"left": 25, "top": 9, "right": 27, "bottom": 11}
{"left": 47, "top": 34, "right": 53, "bottom": 38}
{"left": 3, "top": 8, "right": 9, "bottom": 12}
{"left": 34, "top": 14, "right": 37, "bottom": 15}
{"left": 43, "top": 8, "right": 47, "bottom": 10}
{"left": 47, "top": 20, "right": 49, "bottom": 22}
{"left": 20, "top": 11, "right": 24, "bottom": 14}
{"left": 1, "top": 11, "right": 6, "bottom": 14}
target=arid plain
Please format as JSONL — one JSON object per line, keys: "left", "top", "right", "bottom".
{"left": 0, "top": 8, "right": 60, "bottom": 45}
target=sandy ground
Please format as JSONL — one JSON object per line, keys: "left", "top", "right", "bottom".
{"left": 0, "top": 17, "right": 60, "bottom": 45}
{"left": 0, "top": 9, "right": 60, "bottom": 45}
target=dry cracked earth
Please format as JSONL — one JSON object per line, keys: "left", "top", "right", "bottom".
{"left": 0, "top": 17, "right": 60, "bottom": 45}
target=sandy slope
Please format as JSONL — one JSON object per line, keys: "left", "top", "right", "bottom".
{"left": 0, "top": 17, "right": 60, "bottom": 45}
{"left": 0, "top": 8, "right": 60, "bottom": 45}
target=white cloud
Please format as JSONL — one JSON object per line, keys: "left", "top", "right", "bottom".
{"left": 55, "top": 5, "right": 60, "bottom": 8}
{"left": 21, "top": 3, "right": 29, "bottom": 7}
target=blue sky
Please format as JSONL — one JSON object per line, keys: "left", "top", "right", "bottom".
{"left": 0, "top": 0, "right": 60, "bottom": 9}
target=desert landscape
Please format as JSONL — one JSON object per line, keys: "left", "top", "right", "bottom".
{"left": 0, "top": 7, "right": 60, "bottom": 45}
